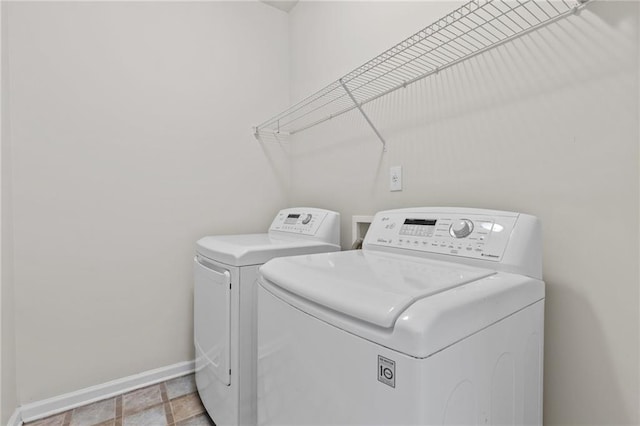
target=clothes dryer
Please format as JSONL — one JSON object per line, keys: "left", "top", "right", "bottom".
{"left": 257, "top": 207, "right": 544, "bottom": 426}
{"left": 194, "top": 208, "right": 340, "bottom": 426}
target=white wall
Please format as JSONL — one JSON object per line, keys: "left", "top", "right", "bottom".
{"left": 1, "top": 0, "right": 18, "bottom": 423}
{"left": 6, "top": 1, "right": 290, "bottom": 404}
{"left": 288, "top": 1, "right": 639, "bottom": 425}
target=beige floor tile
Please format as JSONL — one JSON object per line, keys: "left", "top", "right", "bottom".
{"left": 122, "top": 405, "right": 167, "bottom": 426}
{"left": 165, "top": 375, "right": 196, "bottom": 400}
{"left": 123, "top": 385, "right": 162, "bottom": 416}
{"left": 170, "top": 393, "right": 205, "bottom": 423}
{"left": 70, "top": 398, "right": 116, "bottom": 426}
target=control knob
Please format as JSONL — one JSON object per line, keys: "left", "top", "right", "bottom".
{"left": 449, "top": 219, "right": 474, "bottom": 238}
{"left": 302, "top": 214, "right": 313, "bottom": 225}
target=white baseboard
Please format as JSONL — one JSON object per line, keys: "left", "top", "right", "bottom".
{"left": 6, "top": 408, "right": 21, "bottom": 426}
{"left": 19, "top": 360, "right": 195, "bottom": 424}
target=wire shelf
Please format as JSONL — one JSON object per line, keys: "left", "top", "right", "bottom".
{"left": 254, "top": 0, "right": 590, "bottom": 142}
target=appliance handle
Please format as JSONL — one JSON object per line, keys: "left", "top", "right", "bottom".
{"left": 194, "top": 256, "right": 231, "bottom": 285}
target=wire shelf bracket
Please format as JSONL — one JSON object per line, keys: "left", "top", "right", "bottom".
{"left": 254, "top": 0, "right": 591, "bottom": 146}
{"left": 339, "top": 78, "right": 387, "bottom": 151}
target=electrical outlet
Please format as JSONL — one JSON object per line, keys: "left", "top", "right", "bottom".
{"left": 390, "top": 166, "right": 402, "bottom": 191}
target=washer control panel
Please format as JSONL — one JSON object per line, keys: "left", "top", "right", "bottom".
{"left": 269, "top": 209, "right": 329, "bottom": 236}
{"left": 366, "top": 210, "right": 518, "bottom": 261}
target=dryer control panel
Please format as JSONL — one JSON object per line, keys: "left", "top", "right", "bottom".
{"left": 269, "top": 208, "right": 341, "bottom": 245}
{"left": 365, "top": 209, "right": 518, "bottom": 262}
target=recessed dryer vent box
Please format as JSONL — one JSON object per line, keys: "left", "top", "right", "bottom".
{"left": 352, "top": 215, "right": 374, "bottom": 249}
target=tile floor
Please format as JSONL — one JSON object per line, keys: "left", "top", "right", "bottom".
{"left": 24, "top": 374, "right": 215, "bottom": 426}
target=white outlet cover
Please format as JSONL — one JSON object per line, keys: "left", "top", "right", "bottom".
{"left": 390, "top": 166, "right": 402, "bottom": 191}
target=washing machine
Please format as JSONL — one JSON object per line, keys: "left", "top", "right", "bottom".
{"left": 194, "top": 208, "right": 340, "bottom": 426}
{"left": 257, "top": 207, "right": 544, "bottom": 425}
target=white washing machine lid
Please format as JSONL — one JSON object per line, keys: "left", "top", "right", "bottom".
{"left": 196, "top": 234, "right": 340, "bottom": 267}
{"left": 259, "top": 250, "right": 495, "bottom": 328}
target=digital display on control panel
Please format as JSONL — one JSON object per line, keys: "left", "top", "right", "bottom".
{"left": 284, "top": 214, "right": 300, "bottom": 225}
{"left": 400, "top": 218, "right": 437, "bottom": 237}
{"left": 403, "top": 219, "right": 437, "bottom": 226}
